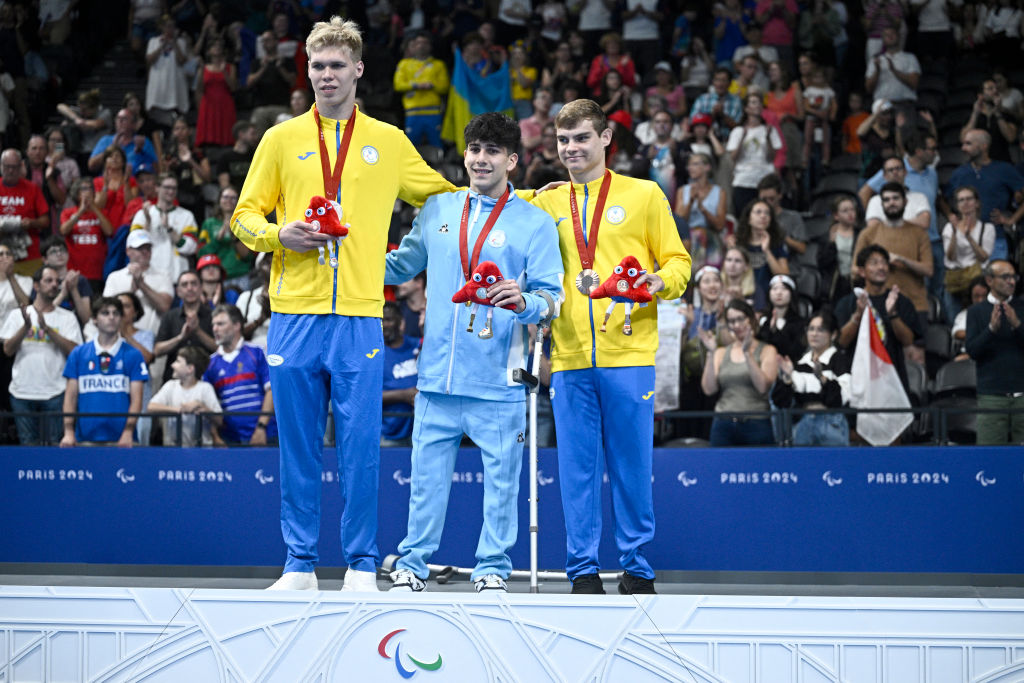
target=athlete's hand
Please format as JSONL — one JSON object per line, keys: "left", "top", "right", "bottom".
{"left": 633, "top": 272, "right": 665, "bottom": 295}
{"left": 487, "top": 279, "right": 525, "bottom": 313}
{"left": 533, "top": 180, "right": 568, "bottom": 196}
{"left": 279, "top": 220, "right": 332, "bottom": 253}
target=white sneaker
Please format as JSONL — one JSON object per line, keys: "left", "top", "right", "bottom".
{"left": 473, "top": 574, "right": 507, "bottom": 592}
{"left": 340, "top": 568, "right": 380, "bottom": 592}
{"left": 267, "top": 571, "right": 318, "bottom": 591}
{"left": 389, "top": 569, "right": 427, "bottom": 592}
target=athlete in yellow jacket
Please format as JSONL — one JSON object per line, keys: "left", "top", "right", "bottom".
{"left": 231, "top": 17, "right": 454, "bottom": 594}
{"left": 530, "top": 99, "right": 691, "bottom": 596}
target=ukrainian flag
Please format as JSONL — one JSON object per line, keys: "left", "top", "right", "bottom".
{"left": 441, "top": 48, "right": 514, "bottom": 153}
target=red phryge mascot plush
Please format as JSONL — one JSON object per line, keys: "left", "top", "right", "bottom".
{"left": 589, "top": 255, "right": 653, "bottom": 335}
{"left": 451, "top": 260, "right": 515, "bottom": 339}
{"left": 305, "top": 196, "right": 350, "bottom": 268}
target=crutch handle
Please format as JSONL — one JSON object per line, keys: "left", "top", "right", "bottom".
{"left": 512, "top": 368, "right": 540, "bottom": 390}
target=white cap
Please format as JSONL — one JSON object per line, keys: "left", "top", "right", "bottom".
{"left": 872, "top": 99, "right": 892, "bottom": 115}
{"left": 125, "top": 230, "right": 153, "bottom": 249}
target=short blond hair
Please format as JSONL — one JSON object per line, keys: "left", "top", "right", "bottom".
{"left": 306, "top": 16, "right": 363, "bottom": 60}
{"left": 554, "top": 99, "right": 607, "bottom": 134}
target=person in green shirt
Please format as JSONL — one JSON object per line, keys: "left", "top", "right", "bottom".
{"left": 198, "top": 185, "right": 253, "bottom": 291}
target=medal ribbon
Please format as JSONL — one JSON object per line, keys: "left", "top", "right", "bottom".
{"left": 569, "top": 169, "right": 611, "bottom": 271}
{"left": 313, "top": 104, "right": 357, "bottom": 201}
{"left": 459, "top": 186, "right": 511, "bottom": 281}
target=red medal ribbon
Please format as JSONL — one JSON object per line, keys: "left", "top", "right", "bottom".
{"left": 459, "top": 186, "right": 511, "bottom": 281}
{"left": 569, "top": 169, "right": 611, "bottom": 271}
{"left": 313, "top": 104, "right": 357, "bottom": 201}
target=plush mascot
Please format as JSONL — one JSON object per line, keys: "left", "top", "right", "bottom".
{"left": 589, "top": 255, "right": 653, "bottom": 335}
{"left": 451, "top": 260, "right": 515, "bottom": 339}
{"left": 304, "top": 196, "right": 350, "bottom": 268}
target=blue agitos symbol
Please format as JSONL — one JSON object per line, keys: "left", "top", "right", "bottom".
{"left": 378, "top": 629, "right": 443, "bottom": 679}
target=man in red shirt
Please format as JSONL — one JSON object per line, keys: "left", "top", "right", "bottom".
{"left": 0, "top": 148, "right": 49, "bottom": 276}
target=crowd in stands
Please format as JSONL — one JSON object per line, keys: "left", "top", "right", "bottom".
{"left": 1, "top": 0, "right": 1023, "bottom": 447}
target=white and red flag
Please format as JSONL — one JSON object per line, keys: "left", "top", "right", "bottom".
{"left": 849, "top": 305, "right": 913, "bottom": 445}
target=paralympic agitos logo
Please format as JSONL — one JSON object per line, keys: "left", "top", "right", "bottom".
{"left": 378, "top": 629, "right": 443, "bottom": 678}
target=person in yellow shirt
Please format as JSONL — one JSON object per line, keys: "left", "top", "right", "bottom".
{"left": 231, "top": 16, "right": 455, "bottom": 594}
{"left": 393, "top": 32, "right": 449, "bottom": 148}
{"left": 508, "top": 42, "right": 538, "bottom": 120}
{"left": 530, "top": 99, "right": 691, "bottom": 595}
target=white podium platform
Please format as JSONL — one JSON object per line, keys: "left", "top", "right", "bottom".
{"left": 3, "top": 587, "right": 1024, "bottom": 682}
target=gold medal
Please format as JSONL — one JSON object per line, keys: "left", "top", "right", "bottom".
{"left": 576, "top": 269, "right": 600, "bottom": 295}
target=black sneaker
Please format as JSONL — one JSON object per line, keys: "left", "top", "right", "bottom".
{"left": 570, "top": 573, "right": 606, "bottom": 594}
{"left": 618, "top": 572, "right": 657, "bottom": 595}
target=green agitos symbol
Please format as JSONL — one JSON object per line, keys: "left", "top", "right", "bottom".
{"left": 378, "top": 629, "right": 443, "bottom": 679}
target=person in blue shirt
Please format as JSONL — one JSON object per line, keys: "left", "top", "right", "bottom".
{"left": 86, "top": 108, "right": 158, "bottom": 175}
{"left": 203, "top": 303, "right": 276, "bottom": 445}
{"left": 381, "top": 300, "right": 419, "bottom": 445}
{"left": 61, "top": 296, "right": 148, "bottom": 446}
{"left": 946, "top": 129, "right": 1024, "bottom": 262}
{"left": 383, "top": 112, "right": 563, "bottom": 593}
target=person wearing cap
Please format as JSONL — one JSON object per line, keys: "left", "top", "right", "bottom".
{"left": 122, "top": 163, "right": 159, "bottom": 223}
{"left": 129, "top": 173, "right": 198, "bottom": 282}
{"left": 154, "top": 269, "right": 217, "bottom": 384}
{"left": 856, "top": 97, "right": 897, "bottom": 179}
{"left": 686, "top": 112, "right": 725, "bottom": 162}
{"left": 102, "top": 230, "right": 174, "bottom": 335}
{"left": 196, "top": 254, "right": 239, "bottom": 306}
{"left": 645, "top": 62, "right": 687, "bottom": 120}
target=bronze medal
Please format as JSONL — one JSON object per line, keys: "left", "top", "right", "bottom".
{"left": 576, "top": 268, "right": 600, "bottom": 295}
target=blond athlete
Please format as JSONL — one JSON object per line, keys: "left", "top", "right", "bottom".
{"left": 231, "top": 17, "right": 455, "bottom": 592}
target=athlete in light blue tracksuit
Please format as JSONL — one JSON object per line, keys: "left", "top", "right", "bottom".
{"left": 383, "top": 113, "right": 563, "bottom": 592}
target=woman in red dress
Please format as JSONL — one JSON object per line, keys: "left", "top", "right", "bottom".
{"left": 194, "top": 41, "right": 237, "bottom": 147}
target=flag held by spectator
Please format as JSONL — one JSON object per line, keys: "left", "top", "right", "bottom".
{"left": 441, "top": 48, "right": 514, "bottom": 154}
{"left": 849, "top": 305, "right": 913, "bottom": 446}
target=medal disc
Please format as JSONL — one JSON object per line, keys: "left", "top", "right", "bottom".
{"left": 616, "top": 279, "right": 629, "bottom": 293}
{"left": 576, "top": 269, "right": 600, "bottom": 295}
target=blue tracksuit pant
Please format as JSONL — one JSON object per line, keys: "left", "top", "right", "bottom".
{"left": 551, "top": 366, "right": 656, "bottom": 581}
{"left": 267, "top": 313, "right": 383, "bottom": 574}
{"left": 396, "top": 391, "right": 525, "bottom": 581}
